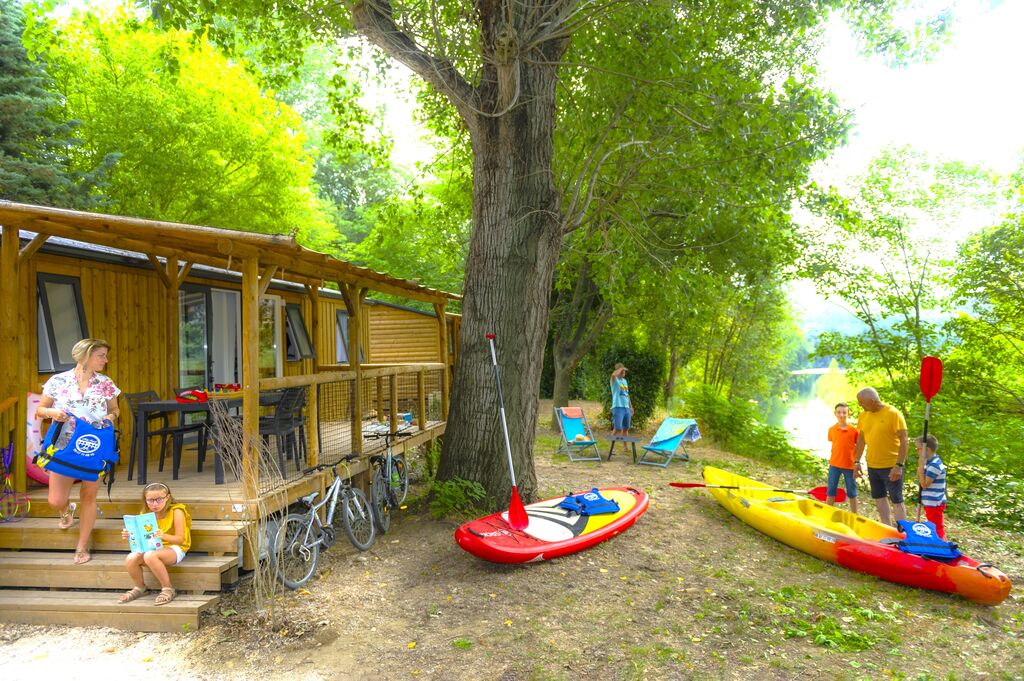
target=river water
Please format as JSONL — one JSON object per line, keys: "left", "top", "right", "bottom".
{"left": 781, "top": 398, "right": 835, "bottom": 461}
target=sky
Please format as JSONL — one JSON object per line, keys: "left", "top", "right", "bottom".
{"left": 816, "top": 0, "right": 1024, "bottom": 182}
{"left": 790, "top": 0, "right": 1024, "bottom": 334}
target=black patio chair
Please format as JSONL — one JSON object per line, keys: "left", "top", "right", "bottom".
{"left": 259, "top": 387, "right": 305, "bottom": 477}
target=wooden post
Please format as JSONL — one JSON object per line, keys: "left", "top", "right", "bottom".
{"left": 376, "top": 376, "right": 384, "bottom": 424}
{"left": 340, "top": 283, "right": 366, "bottom": 455}
{"left": 417, "top": 369, "right": 427, "bottom": 432}
{"left": 241, "top": 257, "right": 261, "bottom": 499}
{"left": 389, "top": 374, "right": 398, "bottom": 433}
{"left": 305, "top": 284, "right": 320, "bottom": 467}
{"left": 1, "top": 225, "right": 27, "bottom": 492}
{"left": 166, "top": 255, "right": 180, "bottom": 394}
{"left": 434, "top": 302, "right": 450, "bottom": 420}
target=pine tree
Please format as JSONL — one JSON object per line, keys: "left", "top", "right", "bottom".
{"left": 0, "top": 2, "right": 110, "bottom": 207}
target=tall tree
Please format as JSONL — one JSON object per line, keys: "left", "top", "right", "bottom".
{"left": 0, "top": 1, "right": 111, "bottom": 206}
{"left": 154, "top": 0, "right": 953, "bottom": 505}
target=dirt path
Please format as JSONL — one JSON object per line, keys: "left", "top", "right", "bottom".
{"left": 4, "top": 407, "right": 1022, "bottom": 679}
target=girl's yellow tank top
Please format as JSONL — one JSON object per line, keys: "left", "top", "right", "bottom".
{"left": 157, "top": 503, "right": 192, "bottom": 553}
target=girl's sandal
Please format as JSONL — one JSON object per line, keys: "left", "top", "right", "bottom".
{"left": 58, "top": 502, "right": 77, "bottom": 530}
{"left": 118, "top": 586, "right": 148, "bottom": 603}
{"left": 154, "top": 587, "right": 176, "bottom": 606}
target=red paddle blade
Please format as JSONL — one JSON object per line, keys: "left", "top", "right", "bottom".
{"left": 920, "top": 356, "right": 943, "bottom": 401}
{"left": 507, "top": 486, "right": 529, "bottom": 530}
{"left": 808, "top": 486, "right": 846, "bottom": 502}
{"left": 669, "top": 482, "right": 705, "bottom": 488}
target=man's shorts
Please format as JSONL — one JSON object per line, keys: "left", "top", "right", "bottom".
{"left": 826, "top": 465, "right": 857, "bottom": 498}
{"left": 612, "top": 407, "right": 631, "bottom": 431}
{"left": 867, "top": 466, "right": 904, "bottom": 503}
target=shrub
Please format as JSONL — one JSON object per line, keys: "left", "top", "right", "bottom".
{"left": 598, "top": 342, "right": 667, "bottom": 431}
{"left": 428, "top": 478, "right": 487, "bottom": 520}
{"left": 682, "top": 384, "right": 824, "bottom": 475}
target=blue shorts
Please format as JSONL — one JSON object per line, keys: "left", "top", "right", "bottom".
{"left": 826, "top": 466, "right": 857, "bottom": 498}
{"left": 612, "top": 407, "right": 631, "bottom": 431}
{"left": 867, "top": 467, "right": 904, "bottom": 503}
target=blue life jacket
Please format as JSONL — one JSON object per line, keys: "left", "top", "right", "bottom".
{"left": 34, "top": 416, "right": 118, "bottom": 483}
{"left": 895, "top": 519, "right": 961, "bottom": 561}
{"left": 558, "top": 488, "right": 620, "bottom": 516}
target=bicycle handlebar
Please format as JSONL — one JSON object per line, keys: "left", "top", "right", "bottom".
{"left": 364, "top": 428, "right": 414, "bottom": 441}
{"left": 302, "top": 453, "right": 360, "bottom": 475}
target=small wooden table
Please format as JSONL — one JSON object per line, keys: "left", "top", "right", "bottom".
{"left": 607, "top": 435, "right": 643, "bottom": 463}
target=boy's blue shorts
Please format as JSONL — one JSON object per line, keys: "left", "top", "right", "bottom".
{"left": 612, "top": 407, "right": 631, "bottom": 431}
{"left": 826, "top": 465, "right": 857, "bottom": 497}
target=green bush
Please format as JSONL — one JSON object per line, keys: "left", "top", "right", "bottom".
{"left": 683, "top": 384, "right": 824, "bottom": 475}
{"left": 428, "top": 478, "right": 487, "bottom": 520}
{"left": 598, "top": 342, "right": 667, "bottom": 431}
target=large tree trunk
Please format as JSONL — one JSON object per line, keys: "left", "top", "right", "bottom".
{"left": 437, "top": 62, "right": 565, "bottom": 506}
{"left": 354, "top": 3, "right": 570, "bottom": 506}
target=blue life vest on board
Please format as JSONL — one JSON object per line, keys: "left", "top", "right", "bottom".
{"left": 34, "top": 416, "right": 118, "bottom": 483}
{"left": 558, "top": 488, "right": 620, "bottom": 516}
{"left": 895, "top": 519, "right": 961, "bottom": 561}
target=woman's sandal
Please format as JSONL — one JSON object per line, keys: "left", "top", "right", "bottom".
{"left": 73, "top": 549, "right": 91, "bottom": 565}
{"left": 154, "top": 587, "right": 176, "bottom": 606}
{"left": 58, "top": 502, "right": 77, "bottom": 530}
{"left": 118, "top": 586, "right": 148, "bottom": 603}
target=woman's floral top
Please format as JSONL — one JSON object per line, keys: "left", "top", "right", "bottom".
{"left": 42, "top": 370, "right": 121, "bottom": 422}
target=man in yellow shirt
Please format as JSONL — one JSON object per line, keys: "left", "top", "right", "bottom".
{"left": 853, "top": 387, "right": 909, "bottom": 526}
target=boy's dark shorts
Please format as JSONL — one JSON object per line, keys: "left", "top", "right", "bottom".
{"left": 867, "top": 466, "right": 904, "bottom": 503}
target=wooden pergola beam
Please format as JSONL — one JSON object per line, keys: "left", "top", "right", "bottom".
{"left": 17, "top": 233, "right": 48, "bottom": 265}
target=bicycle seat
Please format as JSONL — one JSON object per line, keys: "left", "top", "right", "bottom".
{"left": 300, "top": 492, "right": 319, "bottom": 505}
{"left": 342, "top": 453, "right": 359, "bottom": 462}
{"left": 369, "top": 455, "right": 384, "bottom": 465}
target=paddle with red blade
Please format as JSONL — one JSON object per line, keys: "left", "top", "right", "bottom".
{"left": 917, "top": 356, "right": 944, "bottom": 520}
{"left": 485, "top": 334, "right": 529, "bottom": 531}
{"left": 670, "top": 482, "right": 844, "bottom": 503}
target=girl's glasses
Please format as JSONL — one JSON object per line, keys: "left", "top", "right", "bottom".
{"left": 145, "top": 496, "right": 168, "bottom": 504}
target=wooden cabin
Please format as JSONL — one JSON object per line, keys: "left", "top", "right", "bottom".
{"left": 0, "top": 201, "right": 461, "bottom": 631}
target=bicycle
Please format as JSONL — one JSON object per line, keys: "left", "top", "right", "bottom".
{"left": 367, "top": 428, "right": 411, "bottom": 534}
{"left": 273, "top": 454, "right": 376, "bottom": 589}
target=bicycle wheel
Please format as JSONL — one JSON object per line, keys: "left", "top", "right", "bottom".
{"left": 273, "top": 512, "right": 319, "bottom": 589}
{"left": 390, "top": 455, "right": 409, "bottom": 505}
{"left": 339, "top": 488, "right": 376, "bottom": 550}
{"left": 371, "top": 469, "right": 392, "bottom": 534}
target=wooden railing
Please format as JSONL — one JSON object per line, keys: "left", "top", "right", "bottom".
{"left": 247, "top": 363, "right": 447, "bottom": 495}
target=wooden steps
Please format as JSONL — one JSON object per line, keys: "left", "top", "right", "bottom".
{"left": 0, "top": 518, "right": 245, "bottom": 554}
{"left": 0, "top": 589, "right": 220, "bottom": 632}
{"left": 0, "top": 551, "right": 238, "bottom": 592}
{"left": 0, "top": 516, "right": 246, "bottom": 632}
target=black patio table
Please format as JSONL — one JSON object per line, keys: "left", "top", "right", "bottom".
{"left": 132, "top": 391, "right": 283, "bottom": 485}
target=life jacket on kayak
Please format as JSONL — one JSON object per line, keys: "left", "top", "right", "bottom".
{"left": 34, "top": 416, "right": 119, "bottom": 486}
{"left": 895, "top": 519, "right": 961, "bottom": 561}
{"left": 558, "top": 488, "right": 620, "bottom": 516}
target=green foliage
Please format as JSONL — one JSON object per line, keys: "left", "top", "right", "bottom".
{"left": 598, "top": 341, "right": 666, "bottom": 431}
{"left": 0, "top": 4, "right": 111, "bottom": 206}
{"left": 428, "top": 477, "right": 486, "bottom": 520}
{"left": 683, "top": 385, "right": 824, "bottom": 475}
{"left": 22, "top": 6, "right": 336, "bottom": 243}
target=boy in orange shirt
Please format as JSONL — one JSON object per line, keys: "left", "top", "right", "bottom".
{"left": 826, "top": 403, "right": 859, "bottom": 514}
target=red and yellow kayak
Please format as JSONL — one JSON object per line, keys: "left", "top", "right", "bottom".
{"left": 699, "top": 467, "right": 1011, "bottom": 605}
{"left": 455, "top": 486, "right": 649, "bottom": 564}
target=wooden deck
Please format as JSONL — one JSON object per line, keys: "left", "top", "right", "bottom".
{"left": 0, "top": 420, "right": 444, "bottom": 632}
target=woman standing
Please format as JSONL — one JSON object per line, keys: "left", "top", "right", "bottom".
{"left": 36, "top": 338, "right": 121, "bottom": 564}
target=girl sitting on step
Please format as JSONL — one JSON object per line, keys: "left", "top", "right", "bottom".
{"left": 118, "top": 482, "right": 192, "bottom": 605}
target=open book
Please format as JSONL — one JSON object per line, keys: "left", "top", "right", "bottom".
{"left": 124, "top": 512, "right": 163, "bottom": 553}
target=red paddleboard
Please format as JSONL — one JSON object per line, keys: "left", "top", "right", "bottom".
{"left": 455, "top": 486, "right": 649, "bottom": 564}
